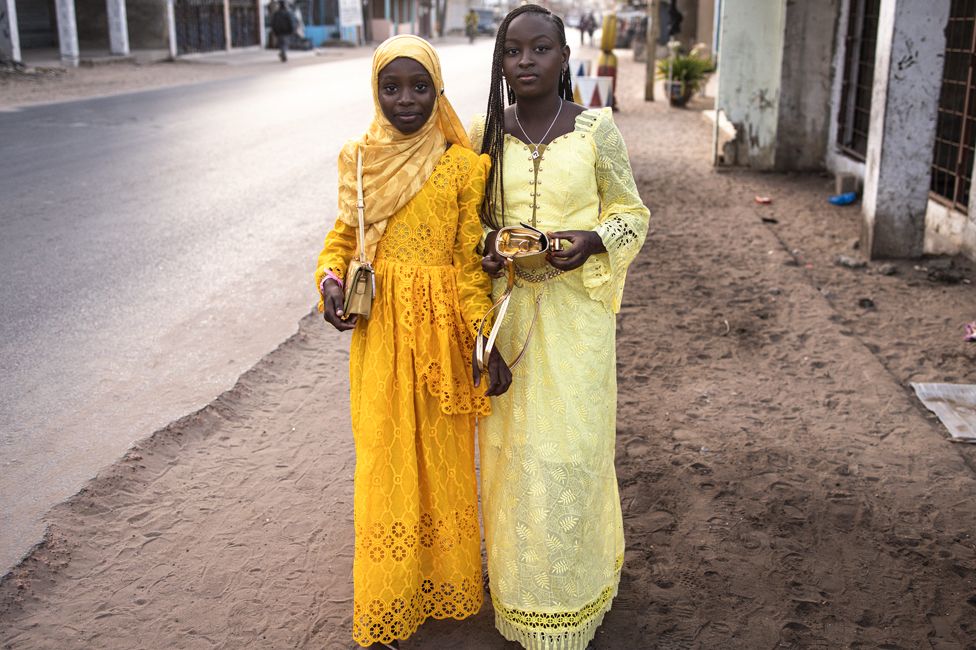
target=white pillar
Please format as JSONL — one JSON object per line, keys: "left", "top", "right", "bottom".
{"left": 223, "top": 0, "right": 232, "bottom": 50}
{"left": 1, "top": 0, "right": 21, "bottom": 63}
{"left": 861, "top": 0, "right": 950, "bottom": 258}
{"left": 55, "top": 0, "right": 80, "bottom": 66}
{"left": 714, "top": 0, "right": 786, "bottom": 170}
{"left": 166, "top": 0, "right": 178, "bottom": 58}
{"left": 106, "top": 0, "right": 130, "bottom": 55}
{"left": 257, "top": 0, "right": 266, "bottom": 48}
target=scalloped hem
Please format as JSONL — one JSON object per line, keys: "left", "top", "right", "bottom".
{"left": 490, "top": 568, "right": 621, "bottom": 650}
{"left": 353, "top": 597, "right": 484, "bottom": 648}
{"left": 493, "top": 602, "right": 614, "bottom": 650}
{"left": 420, "top": 358, "right": 491, "bottom": 418}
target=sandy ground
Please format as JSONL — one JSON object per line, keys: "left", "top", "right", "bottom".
{"left": 3, "top": 49, "right": 976, "bottom": 649}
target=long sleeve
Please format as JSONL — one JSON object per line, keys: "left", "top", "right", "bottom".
{"left": 581, "top": 109, "right": 650, "bottom": 312}
{"left": 453, "top": 153, "right": 494, "bottom": 338}
{"left": 313, "top": 217, "right": 358, "bottom": 312}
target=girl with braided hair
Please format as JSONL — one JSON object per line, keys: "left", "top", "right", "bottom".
{"left": 469, "top": 5, "right": 650, "bottom": 648}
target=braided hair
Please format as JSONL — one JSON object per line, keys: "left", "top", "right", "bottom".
{"left": 479, "top": 4, "right": 574, "bottom": 230}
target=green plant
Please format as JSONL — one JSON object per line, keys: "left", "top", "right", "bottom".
{"left": 656, "top": 52, "right": 715, "bottom": 96}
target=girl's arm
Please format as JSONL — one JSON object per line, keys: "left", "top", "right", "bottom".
{"left": 456, "top": 153, "right": 511, "bottom": 396}
{"left": 453, "top": 153, "right": 494, "bottom": 338}
{"left": 584, "top": 110, "right": 650, "bottom": 311}
{"left": 313, "top": 217, "right": 358, "bottom": 314}
{"left": 314, "top": 144, "right": 361, "bottom": 320}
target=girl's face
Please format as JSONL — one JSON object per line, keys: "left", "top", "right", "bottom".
{"left": 502, "top": 13, "right": 568, "bottom": 101}
{"left": 377, "top": 57, "right": 436, "bottom": 134}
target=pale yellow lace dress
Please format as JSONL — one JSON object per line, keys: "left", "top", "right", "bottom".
{"left": 470, "top": 107, "right": 649, "bottom": 650}
{"left": 314, "top": 145, "right": 493, "bottom": 647}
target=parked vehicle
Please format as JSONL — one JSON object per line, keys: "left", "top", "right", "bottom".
{"left": 474, "top": 8, "right": 500, "bottom": 35}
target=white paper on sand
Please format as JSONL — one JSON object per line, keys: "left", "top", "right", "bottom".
{"left": 911, "top": 383, "right": 976, "bottom": 443}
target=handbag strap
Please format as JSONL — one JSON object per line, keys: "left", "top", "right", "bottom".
{"left": 356, "top": 147, "right": 368, "bottom": 265}
{"left": 475, "top": 260, "right": 543, "bottom": 372}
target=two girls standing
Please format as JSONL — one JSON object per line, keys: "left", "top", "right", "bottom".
{"left": 315, "top": 6, "right": 648, "bottom": 648}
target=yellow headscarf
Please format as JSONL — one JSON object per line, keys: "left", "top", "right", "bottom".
{"left": 337, "top": 35, "right": 471, "bottom": 261}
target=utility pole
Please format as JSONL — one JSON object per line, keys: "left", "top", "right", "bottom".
{"left": 644, "top": 0, "right": 659, "bottom": 101}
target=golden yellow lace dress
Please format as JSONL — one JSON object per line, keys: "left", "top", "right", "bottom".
{"left": 313, "top": 144, "right": 493, "bottom": 647}
{"left": 470, "top": 107, "right": 649, "bottom": 650}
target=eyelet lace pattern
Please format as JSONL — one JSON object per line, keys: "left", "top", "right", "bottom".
{"left": 469, "top": 109, "right": 648, "bottom": 650}
{"left": 314, "top": 146, "right": 494, "bottom": 646}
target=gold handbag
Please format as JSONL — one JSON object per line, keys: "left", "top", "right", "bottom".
{"left": 343, "top": 147, "right": 375, "bottom": 320}
{"left": 475, "top": 224, "right": 564, "bottom": 371}
{"left": 495, "top": 223, "right": 551, "bottom": 269}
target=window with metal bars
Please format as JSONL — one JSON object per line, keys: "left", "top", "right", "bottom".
{"left": 931, "top": 0, "right": 976, "bottom": 210}
{"left": 174, "top": 0, "right": 227, "bottom": 55}
{"left": 836, "top": 0, "right": 880, "bottom": 161}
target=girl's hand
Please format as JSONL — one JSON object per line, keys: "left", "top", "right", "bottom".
{"left": 481, "top": 230, "right": 507, "bottom": 278}
{"left": 472, "top": 345, "right": 512, "bottom": 397}
{"left": 547, "top": 230, "right": 607, "bottom": 271}
{"left": 322, "top": 279, "right": 358, "bottom": 331}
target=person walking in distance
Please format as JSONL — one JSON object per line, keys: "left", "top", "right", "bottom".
{"left": 584, "top": 11, "right": 597, "bottom": 45}
{"left": 577, "top": 12, "right": 590, "bottom": 46}
{"left": 271, "top": 1, "right": 295, "bottom": 62}
{"left": 465, "top": 8, "right": 479, "bottom": 44}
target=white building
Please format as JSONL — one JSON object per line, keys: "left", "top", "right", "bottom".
{"left": 0, "top": 0, "right": 487, "bottom": 64}
{"left": 0, "top": 0, "right": 271, "bottom": 64}
{"left": 715, "top": 0, "right": 976, "bottom": 261}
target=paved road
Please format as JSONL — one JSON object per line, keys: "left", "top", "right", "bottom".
{"left": 0, "top": 40, "right": 495, "bottom": 572}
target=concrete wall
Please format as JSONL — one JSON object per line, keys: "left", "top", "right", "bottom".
{"left": 696, "top": 0, "right": 714, "bottom": 52}
{"left": 926, "top": 200, "right": 976, "bottom": 261}
{"left": 676, "top": 0, "right": 696, "bottom": 48}
{"left": 925, "top": 143, "right": 976, "bottom": 261}
{"left": 716, "top": 0, "right": 786, "bottom": 169}
{"left": 443, "top": 0, "right": 464, "bottom": 33}
{"left": 369, "top": 17, "right": 390, "bottom": 39}
{"left": 774, "top": 0, "right": 840, "bottom": 170}
{"left": 127, "top": 0, "right": 169, "bottom": 49}
{"left": 862, "top": 0, "right": 950, "bottom": 258}
{"left": 14, "top": 0, "right": 57, "bottom": 48}
{"left": 76, "top": 0, "right": 109, "bottom": 48}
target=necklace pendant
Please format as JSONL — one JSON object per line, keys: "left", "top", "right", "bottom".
{"left": 531, "top": 149, "right": 540, "bottom": 160}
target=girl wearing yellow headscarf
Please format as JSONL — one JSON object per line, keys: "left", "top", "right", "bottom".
{"left": 313, "top": 36, "right": 501, "bottom": 648}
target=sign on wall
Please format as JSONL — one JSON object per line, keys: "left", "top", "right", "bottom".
{"left": 339, "top": 0, "right": 362, "bottom": 27}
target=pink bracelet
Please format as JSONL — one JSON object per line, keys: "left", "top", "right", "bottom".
{"left": 320, "top": 270, "right": 343, "bottom": 295}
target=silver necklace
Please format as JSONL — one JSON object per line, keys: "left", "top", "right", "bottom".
{"left": 514, "top": 98, "right": 563, "bottom": 160}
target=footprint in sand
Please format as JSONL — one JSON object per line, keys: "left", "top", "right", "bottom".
{"left": 625, "top": 438, "right": 652, "bottom": 458}
{"left": 689, "top": 462, "right": 712, "bottom": 475}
